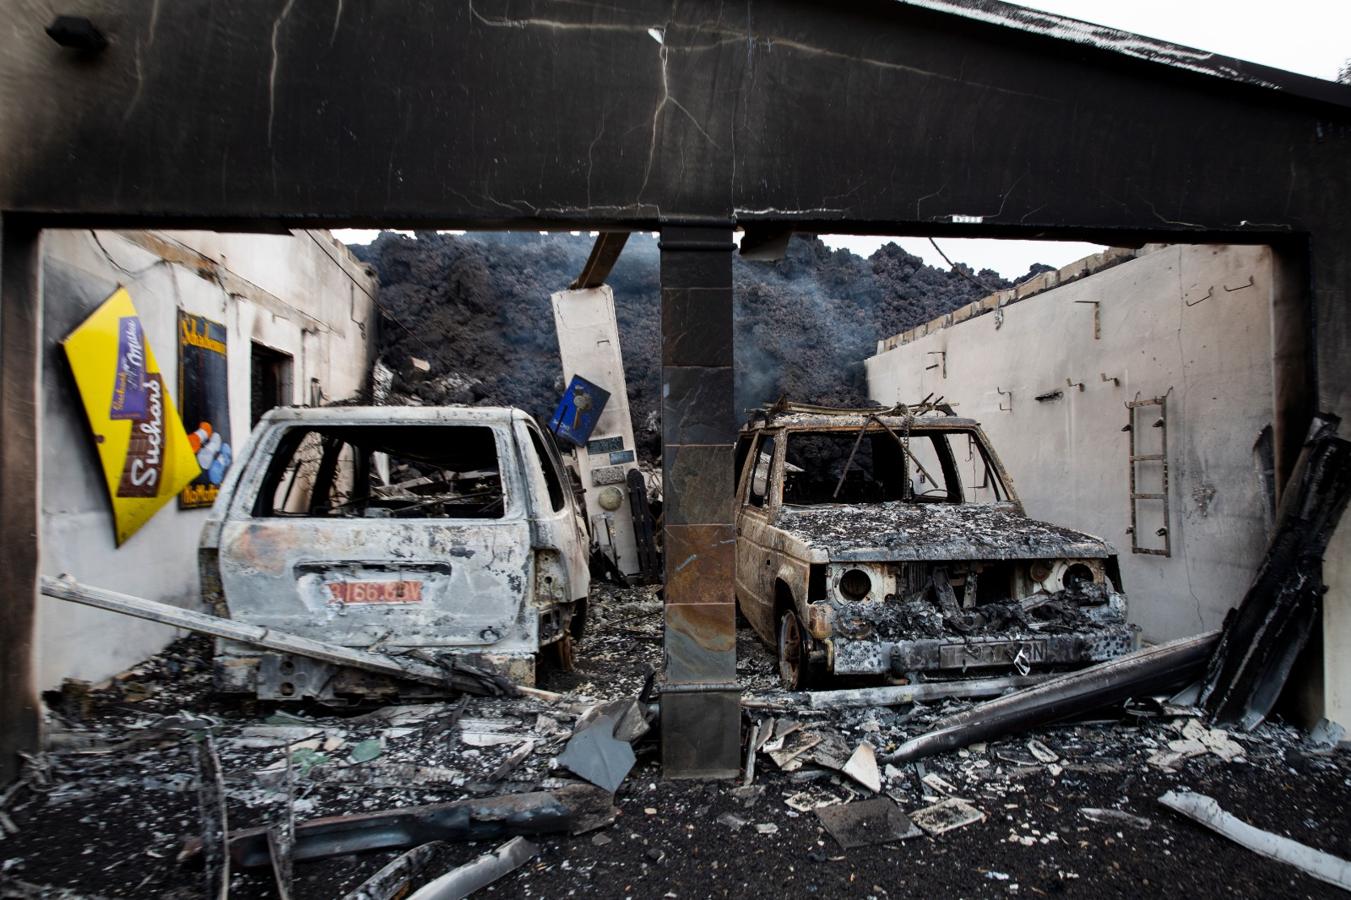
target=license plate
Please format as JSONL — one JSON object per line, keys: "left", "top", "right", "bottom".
{"left": 940, "top": 639, "right": 1046, "bottom": 669}
{"left": 326, "top": 579, "right": 423, "bottom": 605}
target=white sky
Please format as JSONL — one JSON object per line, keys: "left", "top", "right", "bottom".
{"left": 337, "top": 1, "right": 1349, "bottom": 280}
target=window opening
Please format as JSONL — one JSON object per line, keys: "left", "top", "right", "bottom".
{"left": 257, "top": 425, "right": 505, "bottom": 519}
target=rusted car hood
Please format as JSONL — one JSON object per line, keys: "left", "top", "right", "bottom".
{"left": 776, "top": 502, "right": 1113, "bottom": 561}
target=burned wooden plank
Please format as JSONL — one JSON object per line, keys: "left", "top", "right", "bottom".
{"left": 191, "top": 735, "right": 229, "bottom": 900}
{"left": 570, "top": 232, "right": 629, "bottom": 290}
{"left": 1199, "top": 416, "right": 1351, "bottom": 730}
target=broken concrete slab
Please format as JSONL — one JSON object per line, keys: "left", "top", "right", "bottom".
{"left": 842, "top": 742, "right": 881, "bottom": 793}
{"left": 816, "top": 797, "right": 922, "bottom": 849}
{"left": 767, "top": 730, "right": 821, "bottom": 770}
{"left": 910, "top": 797, "right": 986, "bottom": 836}
{"left": 575, "top": 698, "right": 652, "bottom": 744}
{"left": 556, "top": 715, "right": 635, "bottom": 793}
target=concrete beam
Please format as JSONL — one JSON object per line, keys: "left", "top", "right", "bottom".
{"left": 658, "top": 223, "right": 739, "bottom": 779}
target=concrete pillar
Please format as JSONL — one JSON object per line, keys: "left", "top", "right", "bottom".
{"left": 0, "top": 218, "right": 42, "bottom": 784}
{"left": 658, "top": 223, "right": 740, "bottom": 779}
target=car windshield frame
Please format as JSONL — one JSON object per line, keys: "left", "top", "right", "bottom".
{"left": 775, "top": 423, "right": 1014, "bottom": 508}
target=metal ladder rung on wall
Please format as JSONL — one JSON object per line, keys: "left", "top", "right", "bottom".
{"left": 1126, "top": 395, "right": 1170, "bottom": 557}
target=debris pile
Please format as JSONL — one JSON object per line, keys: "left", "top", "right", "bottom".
{"left": 3, "top": 579, "right": 1348, "bottom": 897}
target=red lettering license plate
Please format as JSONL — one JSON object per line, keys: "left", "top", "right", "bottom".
{"left": 326, "top": 579, "right": 423, "bottom": 605}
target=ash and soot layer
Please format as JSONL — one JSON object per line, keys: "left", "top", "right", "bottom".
{"left": 3, "top": 589, "right": 1348, "bottom": 899}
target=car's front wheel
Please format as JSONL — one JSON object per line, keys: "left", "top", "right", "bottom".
{"left": 777, "top": 609, "right": 812, "bottom": 690}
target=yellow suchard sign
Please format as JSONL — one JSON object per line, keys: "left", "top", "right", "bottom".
{"left": 62, "top": 287, "right": 202, "bottom": 545}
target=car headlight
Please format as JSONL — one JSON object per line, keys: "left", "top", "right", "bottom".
{"left": 839, "top": 568, "right": 873, "bottom": 601}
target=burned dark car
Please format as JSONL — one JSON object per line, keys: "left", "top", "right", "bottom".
{"left": 734, "top": 402, "right": 1137, "bottom": 688}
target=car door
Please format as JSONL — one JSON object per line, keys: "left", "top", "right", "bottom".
{"left": 735, "top": 430, "right": 780, "bottom": 640}
{"left": 519, "top": 417, "right": 590, "bottom": 602}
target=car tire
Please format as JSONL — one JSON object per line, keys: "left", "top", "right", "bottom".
{"left": 545, "top": 632, "right": 576, "bottom": 673}
{"left": 777, "top": 609, "right": 812, "bottom": 690}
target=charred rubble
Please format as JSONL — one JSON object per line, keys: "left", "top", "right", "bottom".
{"left": 350, "top": 232, "right": 1027, "bottom": 460}
{"left": 3, "top": 585, "right": 1350, "bottom": 899}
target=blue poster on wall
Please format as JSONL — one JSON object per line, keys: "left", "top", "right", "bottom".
{"left": 549, "top": 375, "right": 610, "bottom": 446}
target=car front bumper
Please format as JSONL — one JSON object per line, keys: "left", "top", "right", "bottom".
{"left": 829, "top": 624, "right": 1139, "bottom": 676}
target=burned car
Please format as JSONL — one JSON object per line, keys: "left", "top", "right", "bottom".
{"left": 734, "top": 402, "right": 1137, "bottom": 688}
{"left": 200, "top": 405, "right": 590, "bottom": 698}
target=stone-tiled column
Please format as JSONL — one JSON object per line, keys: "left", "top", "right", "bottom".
{"left": 658, "top": 223, "right": 740, "bottom": 779}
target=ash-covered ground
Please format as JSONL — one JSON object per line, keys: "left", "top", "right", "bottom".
{"left": 3, "top": 586, "right": 1349, "bottom": 900}
{"left": 349, "top": 233, "right": 1035, "bottom": 460}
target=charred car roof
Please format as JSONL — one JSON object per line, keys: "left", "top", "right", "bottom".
{"left": 255, "top": 404, "right": 532, "bottom": 427}
{"left": 741, "top": 402, "right": 979, "bottom": 433}
{"left": 778, "top": 502, "right": 1114, "bottom": 562}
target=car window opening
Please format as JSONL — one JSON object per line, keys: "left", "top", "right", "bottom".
{"left": 782, "top": 428, "right": 1006, "bottom": 506}
{"left": 257, "top": 425, "right": 506, "bottom": 519}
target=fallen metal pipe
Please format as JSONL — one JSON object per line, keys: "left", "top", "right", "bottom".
{"left": 880, "top": 631, "right": 1219, "bottom": 765}
{"left": 1159, "top": 791, "right": 1351, "bottom": 891}
{"left": 180, "top": 785, "right": 616, "bottom": 869}
{"left": 341, "top": 842, "right": 447, "bottom": 900}
{"left": 808, "top": 674, "right": 1051, "bottom": 709}
{"left": 39, "top": 575, "right": 547, "bottom": 699}
{"left": 407, "top": 836, "right": 537, "bottom": 900}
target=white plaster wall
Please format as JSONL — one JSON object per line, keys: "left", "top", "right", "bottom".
{"left": 35, "top": 229, "right": 376, "bottom": 689}
{"left": 866, "top": 245, "right": 1275, "bottom": 645}
{"left": 1326, "top": 520, "right": 1350, "bottom": 728}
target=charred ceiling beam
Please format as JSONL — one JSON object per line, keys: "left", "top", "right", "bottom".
{"left": 1, "top": 2, "right": 1346, "bottom": 236}
{"left": 570, "top": 232, "right": 631, "bottom": 290}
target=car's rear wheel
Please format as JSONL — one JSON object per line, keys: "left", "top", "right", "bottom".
{"left": 545, "top": 632, "right": 576, "bottom": 672}
{"left": 777, "top": 609, "right": 812, "bottom": 690}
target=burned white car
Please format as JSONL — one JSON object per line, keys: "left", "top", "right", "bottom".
{"left": 734, "top": 403, "right": 1137, "bottom": 688}
{"left": 200, "top": 405, "right": 590, "bottom": 699}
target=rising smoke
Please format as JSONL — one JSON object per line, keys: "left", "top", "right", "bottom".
{"left": 350, "top": 232, "right": 1041, "bottom": 461}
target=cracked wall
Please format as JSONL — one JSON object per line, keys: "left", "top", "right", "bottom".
{"left": 866, "top": 244, "right": 1276, "bottom": 644}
